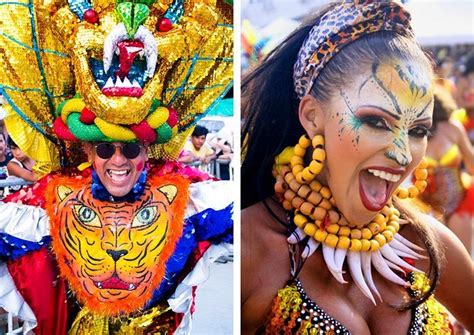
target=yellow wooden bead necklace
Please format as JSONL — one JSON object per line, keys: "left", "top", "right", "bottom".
{"left": 273, "top": 134, "right": 428, "bottom": 252}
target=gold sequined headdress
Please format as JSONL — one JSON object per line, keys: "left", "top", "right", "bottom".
{"left": 0, "top": 0, "right": 233, "bottom": 176}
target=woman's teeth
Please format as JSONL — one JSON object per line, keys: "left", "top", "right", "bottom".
{"left": 367, "top": 169, "right": 401, "bottom": 183}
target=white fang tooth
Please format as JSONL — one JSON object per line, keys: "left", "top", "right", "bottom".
{"left": 103, "top": 77, "right": 114, "bottom": 89}
{"left": 115, "top": 48, "right": 120, "bottom": 55}
{"left": 115, "top": 76, "right": 125, "bottom": 87}
{"left": 390, "top": 238, "right": 426, "bottom": 259}
{"left": 132, "top": 80, "right": 141, "bottom": 88}
{"left": 302, "top": 239, "right": 320, "bottom": 259}
{"left": 394, "top": 233, "right": 424, "bottom": 251}
{"left": 139, "top": 50, "right": 145, "bottom": 58}
{"left": 372, "top": 250, "right": 409, "bottom": 287}
{"left": 348, "top": 251, "right": 376, "bottom": 304}
{"left": 323, "top": 245, "right": 346, "bottom": 284}
{"left": 103, "top": 23, "right": 128, "bottom": 73}
{"left": 380, "top": 245, "right": 422, "bottom": 272}
{"left": 361, "top": 252, "right": 382, "bottom": 302}
{"left": 334, "top": 248, "right": 347, "bottom": 273}
{"left": 123, "top": 77, "right": 132, "bottom": 87}
{"left": 134, "top": 26, "right": 158, "bottom": 78}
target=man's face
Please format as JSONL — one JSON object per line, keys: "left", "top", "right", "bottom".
{"left": 86, "top": 142, "right": 148, "bottom": 197}
{"left": 191, "top": 135, "right": 206, "bottom": 150}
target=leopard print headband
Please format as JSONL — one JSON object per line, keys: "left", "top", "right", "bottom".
{"left": 293, "top": 0, "right": 413, "bottom": 99}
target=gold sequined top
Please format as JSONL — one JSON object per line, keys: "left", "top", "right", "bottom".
{"left": 263, "top": 272, "right": 451, "bottom": 334}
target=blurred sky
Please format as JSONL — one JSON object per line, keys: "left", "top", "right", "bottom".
{"left": 242, "top": 0, "right": 474, "bottom": 46}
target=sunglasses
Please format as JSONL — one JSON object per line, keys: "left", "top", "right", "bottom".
{"left": 94, "top": 142, "right": 143, "bottom": 160}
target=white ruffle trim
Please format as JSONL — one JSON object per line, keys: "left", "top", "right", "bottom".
{"left": 0, "top": 263, "right": 37, "bottom": 334}
{"left": 186, "top": 181, "right": 234, "bottom": 218}
{"left": 168, "top": 243, "right": 233, "bottom": 335}
{"left": 0, "top": 202, "right": 49, "bottom": 242}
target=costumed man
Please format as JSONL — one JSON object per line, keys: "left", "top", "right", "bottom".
{"left": 0, "top": 0, "right": 233, "bottom": 334}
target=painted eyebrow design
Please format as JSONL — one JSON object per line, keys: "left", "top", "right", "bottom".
{"left": 358, "top": 105, "right": 401, "bottom": 120}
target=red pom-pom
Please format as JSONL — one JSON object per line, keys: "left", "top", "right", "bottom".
{"left": 130, "top": 121, "right": 157, "bottom": 143}
{"left": 83, "top": 9, "right": 99, "bottom": 24}
{"left": 53, "top": 118, "right": 78, "bottom": 141}
{"left": 79, "top": 108, "right": 96, "bottom": 124}
{"left": 167, "top": 107, "right": 178, "bottom": 127}
{"left": 157, "top": 18, "right": 172, "bottom": 32}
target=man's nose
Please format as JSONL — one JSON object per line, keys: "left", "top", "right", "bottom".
{"left": 109, "top": 146, "right": 127, "bottom": 163}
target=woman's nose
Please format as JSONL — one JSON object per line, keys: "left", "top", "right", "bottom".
{"left": 385, "top": 131, "right": 412, "bottom": 167}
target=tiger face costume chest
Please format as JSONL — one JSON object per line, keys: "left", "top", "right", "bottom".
{"left": 46, "top": 174, "right": 189, "bottom": 316}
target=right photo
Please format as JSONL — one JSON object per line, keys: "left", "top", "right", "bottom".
{"left": 241, "top": 1, "right": 474, "bottom": 334}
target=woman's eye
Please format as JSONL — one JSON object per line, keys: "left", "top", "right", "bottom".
{"left": 360, "top": 116, "right": 390, "bottom": 130}
{"left": 409, "top": 126, "right": 432, "bottom": 138}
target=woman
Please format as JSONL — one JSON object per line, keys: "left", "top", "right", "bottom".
{"left": 241, "top": 1, "right": 473, "bottom": 334}
{"left": 422, "top": 88, "right": 474, "bottom": 254}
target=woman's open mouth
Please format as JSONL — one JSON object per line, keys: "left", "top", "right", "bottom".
{"left": 359, "top": 167, "right": 403, "bottom": 211}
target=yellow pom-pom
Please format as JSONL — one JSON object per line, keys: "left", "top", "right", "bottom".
{"left": 349, "top": 239, "right": 362, "bottom": 252}
{"left": 146, "top": 106, "right": 169, "bottom": 128}
{"left": 325, "top": 234, "right": 339, "bottom": 248}
{"left": 337, "top": 236, "right": 350, "bottom": 249}
{"left": 94, "top": 118, "right": 136, "bottom": 141}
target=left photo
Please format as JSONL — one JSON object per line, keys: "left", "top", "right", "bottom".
{"left": 0, "top": 1, "right": 234, "bottom": 334}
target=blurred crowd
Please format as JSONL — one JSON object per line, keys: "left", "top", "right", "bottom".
{"left": 0, "top": 99, "right": 38, "bottom": 198}
{"left": 178, "top": 124, "right": 235, "bottom": 180}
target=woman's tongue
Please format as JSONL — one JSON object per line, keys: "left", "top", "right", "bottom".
{"left": 359, "top": 170, "right": 388, "bottom": 211}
